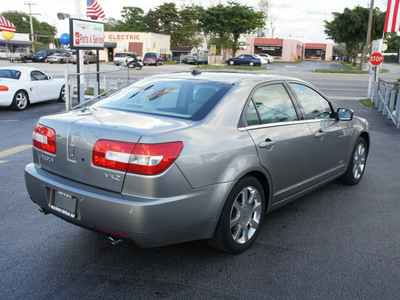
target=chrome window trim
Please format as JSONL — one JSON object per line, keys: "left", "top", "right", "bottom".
{"left": 238, "top": 120, "right": 309, "bottom": 131}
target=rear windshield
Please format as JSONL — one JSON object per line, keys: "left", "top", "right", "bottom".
{"left": 0, "top": 69, "right": 21, "bottom": 79}
{"left": 145, "top": 53, "right": 156, "bottom": 58}
{"left": 95, "top": 78, "right": 232, "bottom": 121}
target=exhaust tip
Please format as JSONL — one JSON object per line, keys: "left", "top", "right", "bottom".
{"left": 107, "top": 236, "right": 123, "bottom": 246}
{"left": 39, "top": 207, "right": 50, "bottom": 215}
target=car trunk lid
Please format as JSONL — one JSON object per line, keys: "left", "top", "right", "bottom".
{"left": 35, "top": 108, "right": 191, "bottom": 193}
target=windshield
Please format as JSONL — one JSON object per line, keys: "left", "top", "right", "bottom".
{"left": 37, "top": 50, "right": 47, "bottom": 54}
{"left": 94, "top": 78, "right": 232, "bottom": 121}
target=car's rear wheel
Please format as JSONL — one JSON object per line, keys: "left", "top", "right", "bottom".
{"left": 339, "top": 137, "right": 368, "bottom": 185}
{"left": 208, "top": 176, "right": 265, "bottom": 253}
{"left": 58, "top": 85, "right": 66, "bottom": 102}
{"left": 249, "top": 61, "right": 254, "bottom": 66}
{"left": 11, "top": 90, "right": 29, "bottom": 111}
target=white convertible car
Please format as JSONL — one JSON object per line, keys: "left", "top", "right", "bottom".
{"left": 0, "top": 66, "right": 65, "bottom": 111}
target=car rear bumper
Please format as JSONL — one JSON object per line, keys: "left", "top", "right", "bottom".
{"left": 24, "top": 163, "right": 229, "bottom": 248}
{"left": 0, "top": 91, "right": 13, "bottom": 107}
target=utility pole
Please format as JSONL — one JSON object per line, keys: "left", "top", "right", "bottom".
{"left": 361, "top": 0, "right": 375, "bottom": 70}
{"left": 24, "top": 1, "right": 37, "bottom": 52}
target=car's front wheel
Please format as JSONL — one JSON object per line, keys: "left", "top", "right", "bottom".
{"left": 339, "top": 137, "right": 368, "bottom": 185}
{"left": 229, "top": 60, "right": 235, "bottom": 65}
{"left": 11, "top": 90, "right": 29, "bottom": 111}
{"left": 208, "top": 176, "right": 265, "bottom": 253}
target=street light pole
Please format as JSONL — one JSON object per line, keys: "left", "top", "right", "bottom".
{"left": 24, "top": 1, "right": 37, "bottom": 53}
{"left": 361, "top": 0, "right": 375, "bottom": 71}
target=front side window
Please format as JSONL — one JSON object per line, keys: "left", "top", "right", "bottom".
{"left": 31, "top": 71, "right": 48, "bottom": 81}
{"left": 290, "top": 83, "right": 333, "bottom": 120}
{"left": 96, "top": 79, "right": 232, "bottom": 121}
{"left": 249, "top": 83, "right": 298, "bottom": 124}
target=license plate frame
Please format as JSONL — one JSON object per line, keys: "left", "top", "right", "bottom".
{"left": 50, "top": 190, "right": 77, "bottom": 218}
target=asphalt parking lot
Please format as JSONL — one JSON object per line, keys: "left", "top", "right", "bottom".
{"left": 1, "top": 60, "right": 400, "bottom": 299}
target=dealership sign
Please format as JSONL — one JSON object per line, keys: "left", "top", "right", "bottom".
{"left": 69, "top": 18, "right": 104, "bottom": 49}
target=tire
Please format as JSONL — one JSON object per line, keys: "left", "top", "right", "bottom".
{"left": 58, "top": 85, "right": 66, "bottom": 102}
{"left": 11, "top": 90, "right": 29, "bottom": 111}
{"left": 249, "top": 61, "right": 254, "bottom": 66}
{"left": 229, "top": 60, "right": 235, "bottom": 65}
{"left": 339, "top": 137, "right": 368, "bottom": 185}
{"left": 208, "top": 176, "right": 265, "bottom": 253}
{"left": 135, "top": 65, "right": 142, "bottom": 70}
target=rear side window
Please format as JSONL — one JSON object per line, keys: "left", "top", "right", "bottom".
{"left": 96, "top": 79, "right": 232, "bottom": 121}
{"left": 115, "top": 53, "right": 126, "bottom": 57}
{"left": 0, "top": 69, "right": 21, "bottom": 79}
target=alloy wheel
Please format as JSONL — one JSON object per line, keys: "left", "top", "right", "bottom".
{"left": 230, "top": 186, "right": 262, "bottom": 244}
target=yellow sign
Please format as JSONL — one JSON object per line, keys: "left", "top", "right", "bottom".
{"left": 210, "top": 45, "right": 216, "bottom": 55}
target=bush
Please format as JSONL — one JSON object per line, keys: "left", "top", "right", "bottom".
{"left": 383, "top": 55, "right": 399, "bottom": 63}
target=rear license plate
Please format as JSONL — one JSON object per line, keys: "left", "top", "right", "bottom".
{"left": 50, "top": 190, "right": 77, "bottom": 218}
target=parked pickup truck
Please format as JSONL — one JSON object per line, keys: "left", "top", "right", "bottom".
{"left": 10, "top": 48, "right": 34, "bottom": 62}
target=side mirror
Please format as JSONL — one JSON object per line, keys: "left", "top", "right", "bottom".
{"left": 47, "top": 75, "right": 53, "bottom": 80}
{"left": 337, "top": 108, "right": 353, "bottom": 121}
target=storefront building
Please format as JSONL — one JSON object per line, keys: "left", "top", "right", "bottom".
{"left": 237, "top": 38, "right": 333, "bottom": 62}
{"left": 101, "top": 31, "right": 171, "bottom": 62}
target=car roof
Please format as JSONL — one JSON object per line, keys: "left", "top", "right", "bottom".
{"left": 0, "top": 66, "right": 41, "bottom": 72}
{"left": 149, "top": 72, "right": 306, "bottom": 85}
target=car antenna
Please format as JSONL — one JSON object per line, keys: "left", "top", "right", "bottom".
{"left": 191, "top": 69, "right": 201, "bottom": 76}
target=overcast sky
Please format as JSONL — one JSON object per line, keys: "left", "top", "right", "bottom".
{"left": 1, "top": 0, "right": 389, "bottom": 43}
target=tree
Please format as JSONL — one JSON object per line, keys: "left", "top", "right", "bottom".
{"left": 384, "top": 33, "right": 400, "bottom": 53}
{"left": 111, "top": 7, "right": 148, "bottom": 32}
{"left": 324, "top": 6, "right": 385, "bottom": 66}
{"left": 198, "top": 4, "right": 231, "bottom": 59}
{"left": 228, "top": 1, "right": 264, "bottom": 56}
{"left": 104, "top": 18, "right": 123, "bottom": 31}
{"left": 145, "top": 3, "right": 180, "bottom": 37}
{"left": 177, "top": 5, "right": 204, "bottom": 47}
{"left": 199, "top": 2, "right": 265, "bottom": 58}
{"left": 2, "top": 10, "right": 57, "bottom": 50}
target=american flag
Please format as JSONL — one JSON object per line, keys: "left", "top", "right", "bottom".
{"left": 87, "top": 0, "right": 106, "bottom": 21}
{"left": 0, "top": 14, "right": 16, "bottom": 32}
{"left": 384, "top": 0, "right": 400, "bottom": 32}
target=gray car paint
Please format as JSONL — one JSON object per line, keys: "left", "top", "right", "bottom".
{"left": 24, "top": 72, "right": 369, "bottom": 248}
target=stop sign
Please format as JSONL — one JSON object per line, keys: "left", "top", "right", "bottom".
{"left": 370, "top": 52, "right": 383, "bottom": 66}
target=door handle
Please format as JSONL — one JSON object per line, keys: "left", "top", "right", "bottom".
{"left": 259, "top": 139, "right": 276, "bottom": 149}
{"left": 315, "top": 129, "right": 326, "bottom": 139}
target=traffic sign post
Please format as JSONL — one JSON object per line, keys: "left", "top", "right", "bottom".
{"left": 368, "top": 52, "right": 384, "bottom": 100}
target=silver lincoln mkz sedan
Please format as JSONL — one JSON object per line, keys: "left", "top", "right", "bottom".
{"left": 25, "top": 72, "right": 369, "bottom": 253}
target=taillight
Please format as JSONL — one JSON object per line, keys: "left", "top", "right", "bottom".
{"left": 92, "top": 140, "right": 183, "bottom": 175}
{"left": 33, "top": 123, "right": 56, "bottom": 154}
{"left": 0, "top": 85, "right": 9, "bottom": 91}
